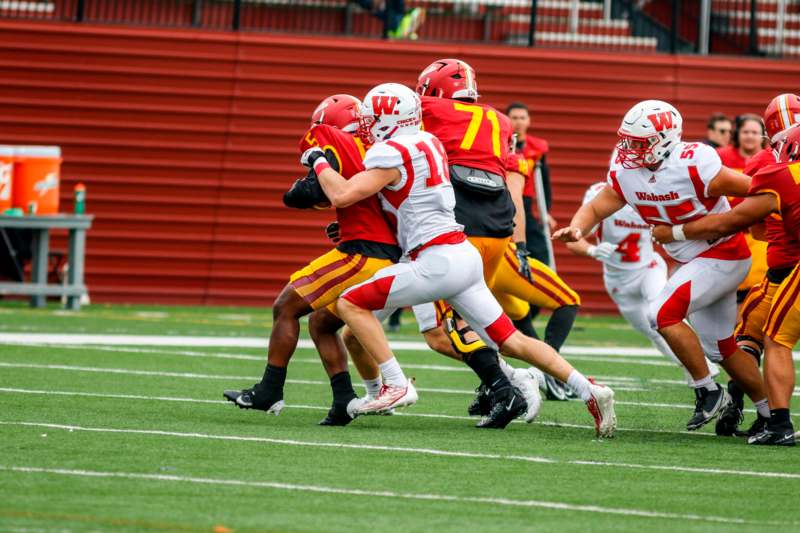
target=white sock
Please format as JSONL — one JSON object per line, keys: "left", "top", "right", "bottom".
{"left": 692, "top": 374, "right": 716, "bottom": 391}
{"left": 379, "top": 357, "right": 407, "bottom": 387}
{"left": 363, "top": 377, "right": 382, "bottom": 398}
{"left": 498, "top": 358, "right": 515, "bottom": 380}
{"left": 754, "top": 398, "right": 771, "bottom": 418}
{"left": 567, "top": 370, "right": 593, "bottom": 402}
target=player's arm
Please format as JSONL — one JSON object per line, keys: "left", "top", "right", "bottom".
{"left": 653, "top": 193, "right": 778, "bottom": 244}
{"left": 553, "top": 186, "right": 625, "bottom": 242}
{"left": 707, "top": 166, "right": 752, "bottom": 197}
{"left": 302, "top": 147, "right": 399, "bottom": 208}
{"left": 507, "top": 169, "right": 526, "bottom": 242}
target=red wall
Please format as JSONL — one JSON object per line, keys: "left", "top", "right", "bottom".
{"left": 0, "top": 20, "right": 798, "bottom": 312}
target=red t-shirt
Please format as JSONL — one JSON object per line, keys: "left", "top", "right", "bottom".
{"left": 505, "top": 152, "right": 530, "bottom": 176}
{"left": 420, "top": 96, "right": 512, "bottom": 177}
{"left": 750, "top": 162, "right": 800, "bottom": 247}
{"left": 744, "top": 148, "right": 800, "bottom": 269}
{"left": 299, "top": 124, "right": 397, "bottom": 246}
{"left": 717, "top": 145, "right": 747, "bottom": 172}
{"left": 522, "top": 135, "right": 549, "bottom": 198}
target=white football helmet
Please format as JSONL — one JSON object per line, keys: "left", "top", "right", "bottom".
{"left": 616, "top": 100, "right": 683, "bottom": 169}
{"left": 358, "top": 83, "right": 421, "bottom": 144}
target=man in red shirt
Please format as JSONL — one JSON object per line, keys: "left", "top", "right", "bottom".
{"left": 652, "top": 123, "right": 800, "bottom": 446}
{"left": 223, "top": 95, "right": 402, "bottom": 424}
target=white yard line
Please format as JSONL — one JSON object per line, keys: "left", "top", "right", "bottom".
{"left": 0, "top": 465, "right": 782, "bottom": 526}
{"left": 3, "top": 421, "right": 800, "bottom": 481}
{"left": 13, "top": 333, "right": 799, "bottom": 360}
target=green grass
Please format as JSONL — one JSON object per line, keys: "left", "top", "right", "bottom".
{"left": 0, "top": 302, "right": 798, "bottom": 532}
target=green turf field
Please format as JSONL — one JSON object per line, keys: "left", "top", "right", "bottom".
{"left": 0, "top": 302, "right": 798, "bottom": 532}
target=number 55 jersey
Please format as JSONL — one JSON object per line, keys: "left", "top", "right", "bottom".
{"left": 607, "top": 141, "right": 750, "bottom": 263}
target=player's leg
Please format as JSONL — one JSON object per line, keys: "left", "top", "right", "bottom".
{"left": 751, "top": 264, "right": 800, "bottom": 445}
{"left": 448, "top": 281, "right": 616, "bottom": 437}
{"left": 650, "top": 257, "right": 754, "bottom": 430}
{"left": 307, "top": 307, "right": 362, "bottom": 426}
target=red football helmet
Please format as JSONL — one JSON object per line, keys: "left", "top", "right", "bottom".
{"left": 311, "top": 94, "right": 361, "bottom": 133}
{"left": 774, "top": 123, "right": 800, "bottom": 163}
{"left": 416, "top": 59, "right": 479, "bottom": 101}
{"left": 764, "top": 93, "right": 800, "bottom": 143}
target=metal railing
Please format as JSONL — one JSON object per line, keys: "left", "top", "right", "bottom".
{"left": 0, "top": 0, "right": 795, "bottom": 56}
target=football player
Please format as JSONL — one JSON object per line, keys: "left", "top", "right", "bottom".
{"left": 651, "top": 122, "right": 800, "bottom": 446}
{"left": 565, "top": 182, "right": 719, "bottom": 383}
{"left": 415, "top": 58, "right": 578, "bottom": 401}
{"left": 223, "top": 95, "right": 402, "bottom": 424}
{"left": 715, "top": 93, "right": 800, "bottom": 437}
{"left": 307, "top": 82, "right": 616, "bottom": 437}
{"left": 554, "top": 99, "right": 767, "bottom": 432}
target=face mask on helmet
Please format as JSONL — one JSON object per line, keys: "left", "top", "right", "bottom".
{"left": 775, "top": 123, "right": 800, "bottom": 164}
{"left": 764, "top": 93, "right": 800, "bottom": 144}
{"left": 615, "top": 100, "right": 683, "bottom": 170}
{"left": 615, "top": 133, "right": 660, "bottom": 169}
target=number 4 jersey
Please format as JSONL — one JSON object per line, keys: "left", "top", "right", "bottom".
{"left": 583, "top": 182, "right": 655, "bottom": 270}
{"left": 607, "top": 141, "right": 749, "bottom": 263}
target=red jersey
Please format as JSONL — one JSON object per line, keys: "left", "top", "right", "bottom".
{"left": 521, "top": 134, "right": 549, "bottom": 198}
{"left": 420, "top": 96, "right": 512, "bottom": 176}
{"left": 750, "top": 161, "right": 800, "bottom": 248}
{"left": 744, "top": 148, "right": 800, "bottom": 269}
{"left": 505, "top": 152, "right": 530, "bottom": 177}
{"left": 717, "top": 145, "right": 747, "bottom": 172}
{"left": 299, "top": 124, "right": 397, "bottom": 246}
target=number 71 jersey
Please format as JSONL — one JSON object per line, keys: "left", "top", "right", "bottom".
{"left": 363, "top": 130, "right": 464, "bottom": 255}
{"left": 607, "top": 141, "right": 749, "bottom": 263}
{"left": 583, "top": 183, "right": 655, "bottom": 270}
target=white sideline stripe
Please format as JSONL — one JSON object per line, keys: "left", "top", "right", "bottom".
{"left": 17, "top": 342, "right": 683, "bottom": 371}
{"left": 3, "top": 420, "right": 800, "bottom": 482}
{"left": 0, "top": 466, "right": 780, "bottom": 526}
{"left": 10, "top": 333, "right": 789, "bottom": 359}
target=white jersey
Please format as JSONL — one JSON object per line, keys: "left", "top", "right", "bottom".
{"left": 607, "top": 141, "right": 740, "bottom": 263}
{"left": 363, "top": 130, "right": 463, "bottom": 255}
{"left": 583, "top": 183, "right": 656, "bottom": 271}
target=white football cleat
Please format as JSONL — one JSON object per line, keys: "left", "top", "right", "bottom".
{"left": 586, "top": 381, "right": 616, "bottom": 438}
{"left": 355, "top": 381, "right": 417, "bottom": 415}
{"left": 511, "top": 369, "right": 542, "bottom": 423}
{"left": 360, "top": 394, "right": 395, "bottom": 416}
{"left": 525, "top": 366, "right": 547, "bottom": 394}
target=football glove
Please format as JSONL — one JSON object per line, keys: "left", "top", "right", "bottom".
{"left": 283, "top": 171, "right": 330, "bottom": 209}
{"left": 587, "top": 242, "right": 617, "bottom": 263}
{"left": 300, "top": 147, "right": 327, "bottom": 168}
{"left": 325, "top": 221, "right": 341, "bottom": 244}
{"left": 515, "top": 242, "right": 533, "bottom": 282}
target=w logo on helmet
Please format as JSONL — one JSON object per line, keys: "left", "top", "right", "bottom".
{"left": 372, "top": 95, "right": 400, "bottom": 115}
{"left": 647, "top": 112, "right": 674, "bottom": 132}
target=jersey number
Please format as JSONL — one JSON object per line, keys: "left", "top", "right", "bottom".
{"left": 616, "top": 233, "right": 641, "bottom": 263}
{"left": 415, "top": 139, "right": 450, "bottom": 187}
{"left": 453, "top": 103, "right": 502, "bottom": 158}
{"left": 680, "top": 143, "right": 698, "bottom": 159}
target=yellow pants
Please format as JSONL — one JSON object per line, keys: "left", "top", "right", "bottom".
{"left": 739, "top": 232, "right": 768, "bottom": 292}
{"left": 492, "top": 243, "right": 581, "bottom": 321}
{"left": 466, "top": 235, "right": 511, "bottom": 287}
{"left": 764, "top": 263, "right": 800, "bottom": 349}
{"left": 736, "top": 276, "right": 780, "bottom": 346}
{"left": 289, "top": 248, "right": 394, "bottom": 311}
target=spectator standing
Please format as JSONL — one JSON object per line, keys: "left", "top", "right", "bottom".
{"left": 506, "top": 102, "right": 554, "bottom": 265}
{"left": 702, "top": 112, "right": 732, "bottom": 149}
{"left": 350, "top": 1, "right": 424, "bottom": 39}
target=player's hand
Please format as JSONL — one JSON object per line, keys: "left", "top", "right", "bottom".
{"left": 588, "top": 242, "right": 617, "bottom": 262}
{"left": 325, "top": 221, "right": 341, "bottom": 244}
{"left": 300, "top": 147, "right": 326, "bottom": 168}
{"left": 515, "top": 242, "right": 533, "bottom": 282}
{"left": 552, "top": 226, "right": 582, "bottom": 242}
{"left": 651, "top": 225, "right": 674, "bottom": 244}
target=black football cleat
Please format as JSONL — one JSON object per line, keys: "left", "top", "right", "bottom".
{"left": 467, "top": 383, "right": 491, "bottom": 417}
{"left": 475, "top": 387, "right": 527, "bottom": 429}
{"left": 319, "top": 404, "right": 355, "bottom": 426}
{"left": 714, "top": 390, "right": 744, "bottom": 436}
{"left": 223, "top": 384, "right": 284, "bottom": 414}
{"left": 748, "top": 424, "right": 796, "bottom": 446}
{"left": 686, "top": 384, "right": 729, "bottom": 431}
{"left": 735, "top": 414, "right": 770, "bottom": 438}
{"left": 543, "top": 374, "right": 570, "bottom": 401}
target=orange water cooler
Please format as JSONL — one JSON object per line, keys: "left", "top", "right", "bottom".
{"left": 13, "top": 146, "right": 61, "bottom": 215}
{"left": 0, "top": 146, "right": 13, "bottom": 213}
